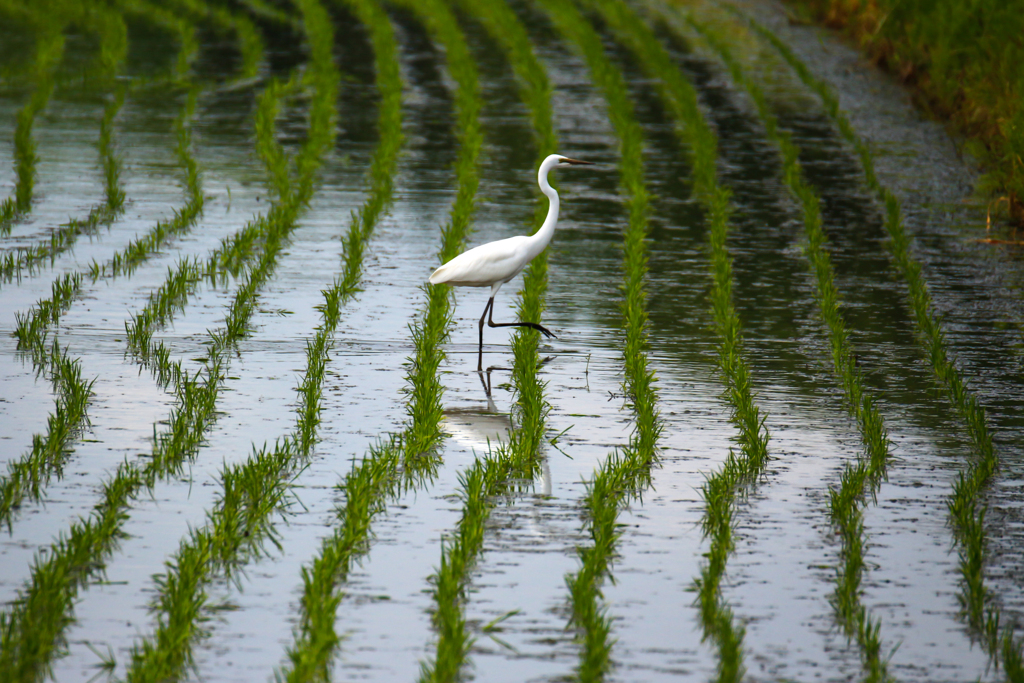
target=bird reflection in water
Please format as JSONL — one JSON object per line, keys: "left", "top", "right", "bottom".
{"left": 442, "top": 367, "right": 513, "bottom": 449}
{"left": 441, "top": 367, "right": 552, "bottom": 497}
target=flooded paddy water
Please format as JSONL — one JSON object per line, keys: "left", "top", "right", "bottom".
{"left": 1, "top": 0, "right": 1022, "bottom": 681}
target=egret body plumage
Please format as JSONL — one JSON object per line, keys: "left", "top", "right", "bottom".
{"left": 429, "top": 153, "right": 592, "bottom": 370}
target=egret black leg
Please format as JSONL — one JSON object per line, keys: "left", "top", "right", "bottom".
{"left": 487, "top": 300, "right": 556, "bottom": 339}
{"left": 478, "top": 297, "right": 494, "bottom": 372}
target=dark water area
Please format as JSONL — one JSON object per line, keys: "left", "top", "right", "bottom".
{"left": 0, "top": 0, "right": 1021, "bottom": 681}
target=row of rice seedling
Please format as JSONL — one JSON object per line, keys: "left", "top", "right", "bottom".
{"left": 121, "top": 72, "right": 303, "bottom": 364}
{"left": 118, "top": 81, "right": 304, "bottom": 365}
{"left": 0, "top": 74, "right": 208, "bottom": 683}
{"left": 0, "top": 9, "right": 129, "bottom": 471}
{"left": 1, "top": 76, "right": 127, "bottom": 285}
{"left": 117, "top": 1, "right": 342, "bottom": 678}
{"left": 0, "top": 8, "right": 207, "bottom": 520}
{"left": 412, "top": 0, "right": 558, "bottom": 678}
{"left": 518, "top": 0, "right": 663, "bottom": 678}
{"left": 280, "top": 0, "right": 482, "bottom": 678}
{"left": 93, "top": 86, "right": 204, "bottom": 279}
{"left": 0, "top": 81, "right": 204, "bottom": 524}
{"left": 687, "top": 16, "right": 894, "bottom": 679}
{"left": 593, "top": 3, "right": 771, "bottom": 679}
{"left": 0, "top": 92, "right": 323, "bottom": 683}
{"left": 395, "top": 0, "right": 482, "bottom": 464}
{"left": 0, "top": 11, "right": 333, "bottom": 677}
{"left": 418, "top": 452, "right": 503, "bottom": 683}
{"left": 464, "top": 0, "right": 557, "bottom": 478}
{"left": 0, "top": 0, "right": 219, "bottom": 281}
{"left": 739, "top": 12, "right": 1023, "bottom": 673}
{"left": 0, "top": 273, "right": 91, "bottom": 524}
{"left": 0, "top": 26, "right": 63, "bottom": 232}
{"left": 233, "top": 0, "right": 302, "bottom": 30}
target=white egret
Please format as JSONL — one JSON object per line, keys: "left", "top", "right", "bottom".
{"left": 429, "top": 153, "right": 593, "bottom": 370}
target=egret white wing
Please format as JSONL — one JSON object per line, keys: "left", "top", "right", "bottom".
{"left": 429, "top": 235, "right": 532, "bottom": 287}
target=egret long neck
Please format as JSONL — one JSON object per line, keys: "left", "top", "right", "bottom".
{"left": 528, "top": 161, "right": 560, "bottom": 258}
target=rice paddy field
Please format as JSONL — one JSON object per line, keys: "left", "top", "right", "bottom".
{"left": 1, "top": 0, "right": 1023, "bottom": 681}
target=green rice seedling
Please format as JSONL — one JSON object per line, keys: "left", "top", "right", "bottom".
{"left": 278, "top": 1, "right": 483, "bottom": 678}
{"left": 1, "top": 75, "right": 127, "bottom": 284}
{"left": 0, "top": 0, "right": 222, "bottom": 284}
{"left": 0, "top": 340, "right": 95, "bottom": 526}
{"left": 0, "top": 29, "right": 63, "bottom": 232}
{"left": 573, "top": 2, "right": 775, "bottom": 680}
{"left": 155, "top": 0, "right": 265, "bottom": 81}
{"left": 99, "top": 85, "right": 127, "bottom": 212}
{"left": 124, "top": 72, "right": 301, "bottom": 361}
{"left": 521, "top": 0, "right": 666, "bottom": 678}
{"left": 0, "top": 210, "right": 110, "bottom": 284}
{"left": 282, "top": 437, "right": 402, "bottom": 683}
{"left": 11, "top": 272, "right": 81, "bottom": 349}
{"left": 66, "top": 3, "right": 342, "bottom": 678}
{"left": 410, "top": 1, "right": 560, "bottom": 675}
{"left": 386, "top": 0, "right": 487, "bottom": 672}
{"left": 0, "top": 130, "right": 329, "bottom": 683}
{"left": 2, "top": 272, "right": 94, "bottom": 522}
{"left": 87, "top": 5, "right": 129, "bottom": 89}
{"left": 93, "top": 81, "right": 208, "bottom": 279}
{"left": 387, "top": 0, "right": 482, "bottom": 467}
{"left": 230, "top": 0, "right": 302, "bottom": 30}
{"left": 0, "top": 79, "right": 212, "bottom": 524}
{"left": 0, "top": 12, "right": 341, "bottom": 674}
{"left": 737, "top": 10, "right": 1020, "bottom": 671}
{"left": 683, "top": 16, "right": 895, "bottom": 680}
{"left": 114, "top": 0, "right": 201, "bottom": 81}
{"left": 418, "top": 455, "right": 510, "bottom": 683}
{"left": 459, "top": 0, "right": 557, "bottom": 491}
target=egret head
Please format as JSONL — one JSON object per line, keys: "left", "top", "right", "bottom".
{"left": 539, "top": 154, "right": 592, "bottom": 192}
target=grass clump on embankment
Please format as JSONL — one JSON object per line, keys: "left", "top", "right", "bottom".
{"left": 280, "top": 1, "right": 486, "bottom": 679}
{"left": 688, "top": 16, "right": 894, "bottom": 680}
{"left": 741, "top": 10, "right": 1023, "bottom": 674}
{"left": 789, "top": 0, "right": 1024, "bottom": 229}
{"left": 600, "top": 2, "right": 771, "bottom": 679}
{"left": 529, "top": 0, "right": 662, "bottom": 678}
